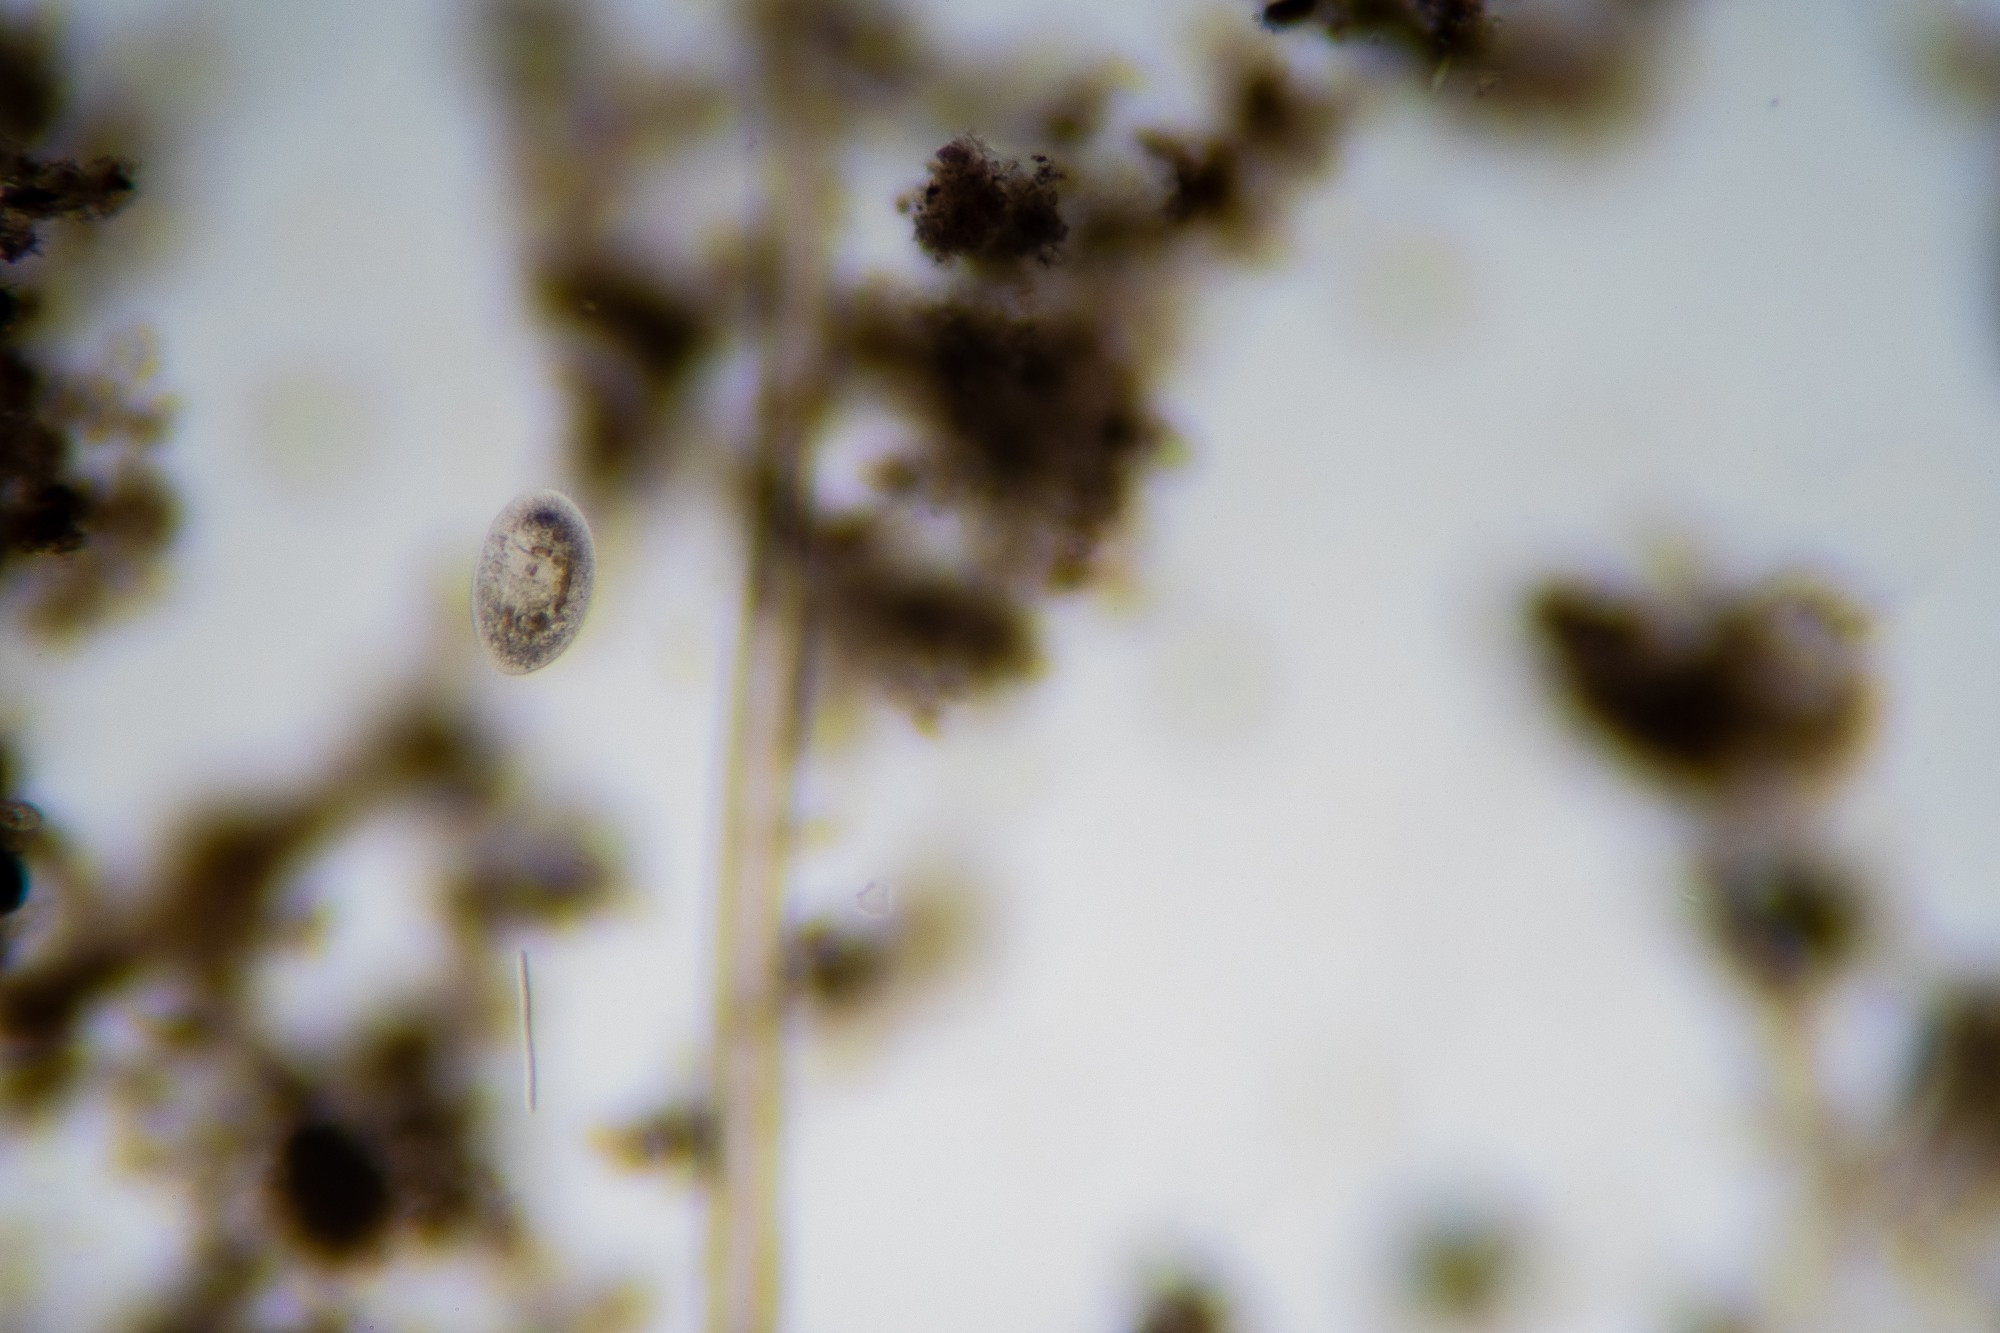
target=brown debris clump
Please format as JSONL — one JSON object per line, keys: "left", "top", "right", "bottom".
{"left": 271, "top": 1117, "right": 394, "bottom": 1259}
{"left": 598, "top": 1098, "right": 721, "bottom": 1174}
{"left": 538, "top": 258, "right": 713, "bottom": 496}
{"left": 1404, "top": 1210, "right": 1520, "bottom": 1320}
{"left": 1260, "top": 0, "right": 1490, "bottom": 63}
{"left": 0, "top": 15, "right": 133, "bottom": 265}
{"left": 1530, "top": 575, "right": 1871, "bottom": 793}
{"left": 1907, "top": 987, "right": 2000, "bottom": 1173}
{"left": 1134, "top": 1276, "right": 1233, "bottom": 1333}
{"left": 909, "top": 135, "right": 1067, "bottom": 266}
{"left": 1123, "top": 55, "right": 1341, "bottom": 249}
{"left": 1263, "top": 0, "right": 1688, "bottom": 133}
{"left": 849, "top": 297, "right": 1159, "bottom": 587}
{"left": 1698, "top": 846, "right": 1866, "bottom": 998}
{"left": 813, "top": 521, "right": 1038, "bottom": 712}
{"left": 0, "top": 15, "right": 173, "bottom": 636}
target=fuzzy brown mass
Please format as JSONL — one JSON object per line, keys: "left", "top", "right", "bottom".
{"left": 1530, "top": 577, "right": 1870, "bottom": 790}
{"left": 0, "top": 150, "right": 132, "bottom": 263}
{"left": 910, "top": 136, "right": 1067, "bottom": 266}
{"left": 852, "top": 297, "right": 1156, "bottom": 584}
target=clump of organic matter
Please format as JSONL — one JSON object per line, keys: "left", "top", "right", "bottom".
{"left": 1699, "top": 846, "right": 1866, "bottom": 998}
{"left": 272, "top": 1118, "right": 394, "bottom": 1260}
{"left": 1908, "top": 987, "right": 2000, "bottom": 1169}
{"left": 599, "top": 1099, "right": 721, "bottom": 1174}
{"left": 1530, "top": 575, "right": 1870, "bottom": 792}
{"left": 908, "top": 135, "right": 1067, "bottom": 265}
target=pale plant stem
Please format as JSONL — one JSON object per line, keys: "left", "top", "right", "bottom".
{"left": 704, "top": 11, "right": 833, "bottom": 1333}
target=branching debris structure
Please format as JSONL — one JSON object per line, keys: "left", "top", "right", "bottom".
{"left": 1530, "top": 560, "right": 2000, "bottom": 1328}
{"left": 0, "top": 19, "right": 651, "bottom": 1328}
{"left": 486, "top": 5, "right": 1351, "bottom": 1329}
{"left": 0, "top": 0, "right": 1859, "bottom": 1328}
{"left": 1, "top": 674, "right": 639, "bottom": 1328}
{"left": 0, "top": 14, "right": 172, "bottom": 639}
{"left": 483, "top": 1, "right": 1710, "bottom": 1331}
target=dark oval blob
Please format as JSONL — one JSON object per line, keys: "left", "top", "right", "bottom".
{"left": 275, "top": 1119, "right": 393, "bottom": 1257}
{"left": 0, "top": 849, "right": 24, "bottom": 916}
{"left": 472, "top": 489, "right": 595, "bottom": 675}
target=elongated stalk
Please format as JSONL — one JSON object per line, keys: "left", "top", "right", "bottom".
{"left": 704, "top": 10, "right": 832, "bottom": 1332}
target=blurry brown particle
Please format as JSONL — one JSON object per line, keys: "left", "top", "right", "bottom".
{"left": 910, "top": 135, "right": 1067, "bottom": 266}
{"left": 1530, "top": 575, "right": 1870, "bottom": 791}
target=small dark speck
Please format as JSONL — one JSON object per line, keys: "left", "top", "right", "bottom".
{"left": 1768, "top": 97, "right": 1780, "bottom": 110}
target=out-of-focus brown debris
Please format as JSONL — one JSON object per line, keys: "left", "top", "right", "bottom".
{"left": 1907, "top": 987, "right": 2000, "bottom": 1175}
{"left": 1697, "top": 846, "right": 1866, "bottom": 999}
{"left": 484, "top": 0, "right": 728, "bottom": 503}
{"left": 271, "top": 1116, "right": 395, "bottom": 1260}
{"left": 780, "top": 883, "right": 975, "bottom": 1039}
{"left": 847, "top": 296, "right": 1160, "bottom": 587}
{"left": 450, "top": 811, "right": 613, "bottom": 930}
{"left": 537, "top": 256, "right": 714, "bottom": 496}
{"left": 1134, "top": 1274, "right": 1233, "bottom": 1333}
{"left": 598, "top": 1097, "right": 721, "bottom": 1175}
{"left": 1263, "top": 0, "right": 1492, "bottom": 65}
{"left": 1265, "top": 0, "right": 1689, "bottom": 132}
{"left": 908, "top": 135, "right": 1067, "bottom": 266}
{"left": 812, "top": 520, "right": 1038, "bottom": 713}
{"left": 0, "top": 14, "right": 173, "bottom": 639}
{"left": 1529, "top": 574, "right": 1871, "bottom": 793}
{"left": 786, "top": 915, "right": 899, "bottom": 1011}
{"left": 755, "top": 0, "right": 924, "bottom": 118}
{"left": 1117, "top": 53, "right": 1341, "bottom": 252}
{"left": 1404, "top": 1209, "right": 1520, "bottom": 1320}
{"left": 0, "top": 16, "right": 134, "bottom": 264}
{"left": 0, "top": 679, "right": 619, "bottom": 1329}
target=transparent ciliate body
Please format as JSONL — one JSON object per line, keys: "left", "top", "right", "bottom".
{"left": 473, "top": 489, "right": 596, "bottom": 675}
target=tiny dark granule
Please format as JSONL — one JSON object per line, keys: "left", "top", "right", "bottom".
{"left": 910, "top": 135, "right": 1067, "bottom": 265}
{"left": 274, "top": 1119, "right": 394, "bottom": 1258}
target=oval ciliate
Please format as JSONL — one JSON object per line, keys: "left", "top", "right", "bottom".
{"left": 473, "top": 489, "right": 596, "bottom": 675}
